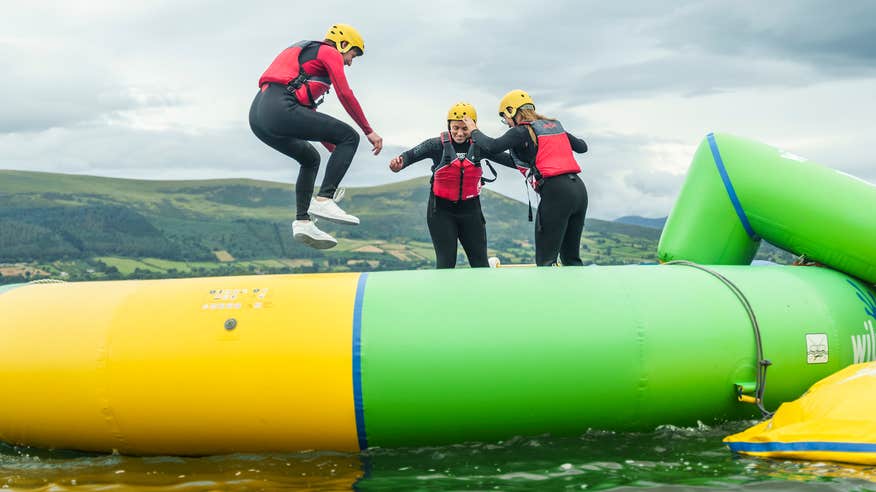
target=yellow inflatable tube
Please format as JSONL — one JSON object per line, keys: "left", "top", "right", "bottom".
{"left": 0, "top": 274, "right": 361, "bottom": 455}
{"left": 725, "top": 357, "right": 876, "bottom": 465}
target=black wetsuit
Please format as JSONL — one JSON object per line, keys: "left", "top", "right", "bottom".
{"left": 250, "top": 84, "right": 360, "bottom": 220}
{"left": 471, "top": 125, "right": 588, "bottom": 266}
{"left": 400, "top": 137, "right": 515, "bottom": 268}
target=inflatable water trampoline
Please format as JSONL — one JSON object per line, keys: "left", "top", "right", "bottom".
{"left": 0, "top": 133, "right": 874, "bottom": 456}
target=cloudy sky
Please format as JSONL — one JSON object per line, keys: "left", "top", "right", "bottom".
{"left": 1, "top": 1, "right": 874, "bottom": 219}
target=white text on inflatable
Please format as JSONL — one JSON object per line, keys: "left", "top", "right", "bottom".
{"left": 851, "top": 320, "right": 876, "bottom": 363}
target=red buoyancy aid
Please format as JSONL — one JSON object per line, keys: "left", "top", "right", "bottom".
{"left": 431, "top": 132, "right": 483, "bottom": 201}
{"left": 513, "top": 119, "right": 581, "bottom": 190}
{"left": 258, "top": 41, "right": 332, "bottom": 108}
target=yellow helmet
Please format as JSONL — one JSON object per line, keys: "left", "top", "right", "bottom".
{"left": 325, "top": 23, "right": 365, "bottom": 55}
{"left": 447, "top": 102, "right": 477, "bottom": 122}
{"left": 498, "top": 89, "right": 535, "bottom": 119}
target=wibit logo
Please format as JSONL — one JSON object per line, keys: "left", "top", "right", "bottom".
{"left": 852, "top": 320, "right": 876, "bottom": 363}
{"left": 848, "top": 280, "right": 876, "bottom": 364}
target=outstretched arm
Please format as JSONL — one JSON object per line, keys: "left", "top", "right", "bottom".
{"left": 482, "top": 150, "right": 517, "bottom": 169}
{"left": 566, "top": 132, "right": 588, "bottom": 153}
{"left": 389, "top": 137, "right": 442, "bottom": 172}
{"left": 462, "top": 115, "right": 530, "bottom": 154}
{"left": 470, "top": 127, "right": 530, "bottom": 155}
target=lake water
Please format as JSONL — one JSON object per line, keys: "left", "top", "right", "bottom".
{"left": 2, "top": 421, "right": 875, "bottom": 491}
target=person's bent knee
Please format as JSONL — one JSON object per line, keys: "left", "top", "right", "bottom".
{"left": 341, "top": 128, "right": 360, "bottom": 147}
{"left": 288, "top": 140, "right": 320, "bottom": 169}
{"left": 329, "top": 124, "right": 359, "bottom": 148}
{"left": 300, "top": 146, "right": 320, "bottom": 168}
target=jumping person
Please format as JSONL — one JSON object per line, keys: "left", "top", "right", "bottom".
{"left": 389, "top": 103, "right": 516, "bottom": 269}
{"left": 249, "top": 24, "right": 383, "bottom": 249}
{"left": 463, "top": 90, "right": 588, "bottom": 266}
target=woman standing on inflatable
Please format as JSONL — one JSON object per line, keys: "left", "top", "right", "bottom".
{"left": 389, "top": 103, "right": 516, "bottom": 269}
{"left": 250, "top": 24, "right": 383, "bottom": 250}
{"left": 462, "top": 90, "right": 588, "bottom": 266}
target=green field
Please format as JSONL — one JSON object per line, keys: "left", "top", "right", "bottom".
{"left": 0, "top": 170, "right": 793, "bottom": 284}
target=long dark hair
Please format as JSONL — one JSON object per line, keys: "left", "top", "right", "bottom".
{"left": 516, "top": 107, "right": 556, "bottom": 123}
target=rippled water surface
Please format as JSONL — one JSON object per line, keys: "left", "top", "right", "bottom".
{"left": 2, "top": 421, "right": 876, "bottom": 491}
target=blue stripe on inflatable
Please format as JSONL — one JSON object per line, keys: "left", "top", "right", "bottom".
{"left": 707, "top": 133, "right": 759, "bottom": 240}
{"left": 728, "top": 441, "right": 876, "bottom": 453}
{"left": 352, "top": 272, "right": 369, "bottom": 451}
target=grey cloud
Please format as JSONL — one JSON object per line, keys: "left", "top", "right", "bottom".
{"left": 0, "top": 123, "right": 260, "bottom": 178}
{"left": 1, "top": 0, "right": 873, "bottom": 221}
{"left": 623, "top": 169, "right": 684, "bottom": 197}
{"left": 0, "top": 119, "right": 420, "bottom": 189}
{"left": 650, "top": 1, "right": 876, "bottom": 69}
{"left": 0, "top": 41, "right": 182, "bottom": 133}
{"left": 444, "top": 1, "right": 876, "bottom": 104}
{"left": 553, "top": 54, "right": 824, "bottom": 106}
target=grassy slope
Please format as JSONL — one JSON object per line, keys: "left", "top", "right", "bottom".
{"left": 0, "top": 170, "right": 707, "bottom": 282}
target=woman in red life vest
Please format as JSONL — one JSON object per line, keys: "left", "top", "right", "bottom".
{"left": 463, "top": 90, "right": 588, "bottom": 266}
{"left": 388, "top": 103, "right": 516, "bottom": 269}
{"left": 249, "top": 24, "right": 383, "bottom": 250}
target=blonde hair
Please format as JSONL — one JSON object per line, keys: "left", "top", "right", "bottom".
{"left": 515, "top": 107, "right": 555, "bottom": 123}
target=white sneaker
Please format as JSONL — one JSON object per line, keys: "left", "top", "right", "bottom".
{"left": 292, "top": 220, "right": 337, "bottom": 249}
{"left": 308, "top": 193, "right": 359, "bottom": 225}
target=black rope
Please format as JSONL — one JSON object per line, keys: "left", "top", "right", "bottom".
{"left": 665, "top": 260, "right": 774, "bottom": 419}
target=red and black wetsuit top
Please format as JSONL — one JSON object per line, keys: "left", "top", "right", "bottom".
{"left": 470, "top": 119, "right": 587, "bottom": 191}
{"left": 258, "top": 40, "right": 373, "bottom": 135}
{"left": 398, "top": 134, "right": 517, "bottom": 201}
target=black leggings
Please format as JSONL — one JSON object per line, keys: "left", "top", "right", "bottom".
{"left": 427, "top": 195, "right": 489, "bottom": 269}
{"left": 535, "top": 173, "right": 588, "bottom": 266}
{"left": 249, "top": 83, "right": 361, "bottom": 220}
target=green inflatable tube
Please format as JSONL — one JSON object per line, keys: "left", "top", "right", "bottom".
{"left": 1, "top": 266, "right": 874, "bottom": 453}
{"left": 359, "top": 265, "right": 876, "bottom": 448}
{"left": 658, "top": 133, "right": 876, "bottom": 284}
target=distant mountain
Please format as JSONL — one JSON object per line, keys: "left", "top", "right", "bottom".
{"left": 0, "top": 170, "right": 663, "bottom": 282}
{"left": 615, "top": 216, "right": 667, "bottom": 230}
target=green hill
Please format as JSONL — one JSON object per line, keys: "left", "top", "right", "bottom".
{"left": 0, "top": 169, "right": 729, "bottom": 283}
